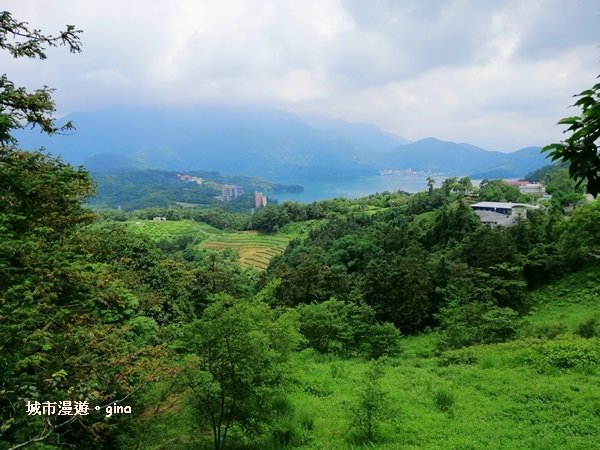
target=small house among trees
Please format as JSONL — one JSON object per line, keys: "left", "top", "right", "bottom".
{"left": 471, "top": 201, "right": 538, "bottom": 227}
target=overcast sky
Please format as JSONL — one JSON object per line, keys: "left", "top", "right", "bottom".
{"left": 3, "top": 0, "right": 599, "bottom": 151}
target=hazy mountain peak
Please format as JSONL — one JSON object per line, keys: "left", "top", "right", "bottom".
{"left": 15, "top": 105, "right": 547, "bottom": 179}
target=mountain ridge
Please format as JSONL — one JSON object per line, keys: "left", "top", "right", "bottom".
{"left": 16, "top": 106, "right": 548, "bottom": 179}
{"left": 384, "top": 137, "right": 548, "bottom": 178}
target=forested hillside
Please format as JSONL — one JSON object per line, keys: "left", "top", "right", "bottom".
{"left": 89, "top": 169, "right": 302, "bottom": 211}
{"left": 2, "top": 8, "right": 600, "bottom": 450}
{"left": 3, "top": 142, "right": 600, "bottom": 448}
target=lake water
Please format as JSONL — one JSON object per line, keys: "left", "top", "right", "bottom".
{"left": 271, "top": 175, "right": 448, "bottom": 203}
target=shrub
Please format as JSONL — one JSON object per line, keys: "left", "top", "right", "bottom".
{"left": 521, "top": 321, "right": 569, "bottom": 339}
{"left": 295, "top": 410, "right": 315, "bottom": 432}
{"left": 271, "top": 417, "right": 304, "bottom": 447}
{"left": 367, "top": 322, "right": 403, "bottom": 358}
{"left": 269, "top": 403, "right": 314, "bottom": 447}
{"left": 348, "top": 360, "right": 389, "bottom": 444}
{"left": 534, "top": 337, "right": 600, "bottom": 369}
{"left": 436, "top": 300, "right": 520, "bottom": 350}
{"left": 576, "top": 316, "right": 600, "bottom": 338}
{"left": 125, "top": 315, "right": 158, "bottom": 345}
{"left": 480, "top": 307, "right": 520, "bottom": 342}
{"left": 329, "top": 362, "right": 344, "bottom": 379}
{"left": 438, "top": 348, "right": 481, "bottom": 366}
{"left": 297, "top": 298, "right": 401, "bottom": 358}
{"left": 433, "top": 388, "right": 455, "bottom": 414}
{"left": 271, "top": 396, "right": 294, "bottom": 418}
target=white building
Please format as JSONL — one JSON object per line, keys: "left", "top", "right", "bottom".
{"left": 221, "top": 184, "right": 244, "bottom": 201}
{"left": 518, "top": 183, "right": 546, "bottom": 195}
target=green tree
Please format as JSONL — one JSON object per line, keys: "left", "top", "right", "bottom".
{"left": 478, "top": 179, "right": 527, "bottom": 202}
{"left": 0, "top": 149, "right": 157, "bottom": 449}
{"left": 349, "top": 359, "right": 389, "bottom": 444}
{"left": 0, "top": 12, "right": 163, "bottom": 449}
{"left": 543, "top": 167, "right": 585, "bottom": 208}
{"left": 436, "top": 299, "right": 519, "bottom": 350}
{"left": 268, "top": 250, "right": 351, "bottom": 306}
{"left": 560, "top": 199, "right": 600, "bottom": 260}
{"left": 0, "top": 10, "right": 82, "bottom": 144}
{"left": 363, "top": 245, "right": 436, "bottom": 332}
{"left": 426, "top": 200, "right": 480, "bottom": 248}
{"left": 544, "top": 76, "right": 600, "bottom": 197}
{"left": 194, "top": 250, "right": 255, "bottom": 311}
{"left": 407, "top": 189, "right": 448, "bottom": 215}
{"left": 426, "top": 176, "right": 435, "bottom": 195}
{"left": 280, "top": 201, "right": 308, "bottom": 222}
{"left": 459, "top": 226, "right": 519, "bottom": 268}
{"left": 442, "top": 176, "right": 473, "bottom": 197}
{"left": 296, "top": 297, "right": 401, "bottom": 358}
{"left": 250, "top": 204, "right": 289, "bottom": 232}
{"left": 180, "top": 295, "right": 301, "bottom": 450}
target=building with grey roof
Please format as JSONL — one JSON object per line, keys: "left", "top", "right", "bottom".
{"left": 471, "top": 202, "right": 538, "bottom": 227}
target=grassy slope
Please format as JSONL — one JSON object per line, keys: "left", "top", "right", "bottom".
{"left": 126, "top": 219, "right": 224, "bottom": 241}
{"left": 282, "top": 264, "right": 600, "bottom": 449}
{"left": 524, "top": 264, "right": 600, "bottom": 335}
{"left": 134, "top": 264, "right": 600, "bottom": 449}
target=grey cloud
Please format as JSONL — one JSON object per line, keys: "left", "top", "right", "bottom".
{"left": 513, "top": 0, "right": 599, "bottom": 59}
{"left": 1, "top": 0, "right": 598, "bottom": 151}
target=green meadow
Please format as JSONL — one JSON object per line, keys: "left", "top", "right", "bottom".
{"left": 131, "top": 264, "right": 600, "bottom": 450}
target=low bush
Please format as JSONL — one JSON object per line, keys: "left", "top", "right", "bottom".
{"left": 436, "top": 300, "right": 520, "bottom": 350}
{"left": 433, "top": 388, "right": 455, "bottom": 414}
{"left": 348, "top": 360, "right": 389, "bottom": 444}
{"left": 269, "top": 401, "right": 314, "bottom": 447}
{"left": 438, "top": 348, "right": 481, "bottom": 366}
{"left": 532, "top": 337, "right": 600, "bottom": 370}
{"left": 576, "top": 316, "right": 600, "bottom": 338}
{"left": 521, "top": 321, "right": 569, "bottom": 339}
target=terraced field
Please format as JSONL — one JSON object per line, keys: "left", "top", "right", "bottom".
{"left": 126, "top": 219, "right": 318, "bottom": 270}
{"left": 199, "top": 231, "right": 290, "bottom": 270}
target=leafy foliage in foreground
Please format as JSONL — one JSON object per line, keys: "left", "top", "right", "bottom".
{"left": 0, "top": 11, "right": 82, "bottom": 144}
{"left": 544, "top": 76, "right": 600, "bottom": 197}
{"left": 0, "top": 149, "right": 159, "bottom": 447}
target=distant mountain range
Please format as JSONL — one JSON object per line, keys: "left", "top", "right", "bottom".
{"left": 385, "top": 138, "right": 549, "bottom": 179}
{"left": 16, "top": 105, "right": 549, "bottom": 179}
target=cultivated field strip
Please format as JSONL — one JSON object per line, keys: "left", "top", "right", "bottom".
{"left": 199, "top": 231, "right": 290, "bottom": 270}
{"left": 128, "top": 220, "right": 292, "bottom": 270}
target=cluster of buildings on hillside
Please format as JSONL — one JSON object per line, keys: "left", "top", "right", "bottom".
{"left": 216, "top": 185, "right": 269, "bottom": 210}
{"left": 220, "top": 184, "right": 244, "bottom": 201}
{"left": 176, "top": 174, "right": 268, "bottom": 209}
{"left": 219, "top": 185, "right": 269, "bottom": 209}
{"left": 176, "top": 173, "right": 203, "bottom": 185}
{"left": 470, "top": 180, "right": 553, "bottom": 227}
